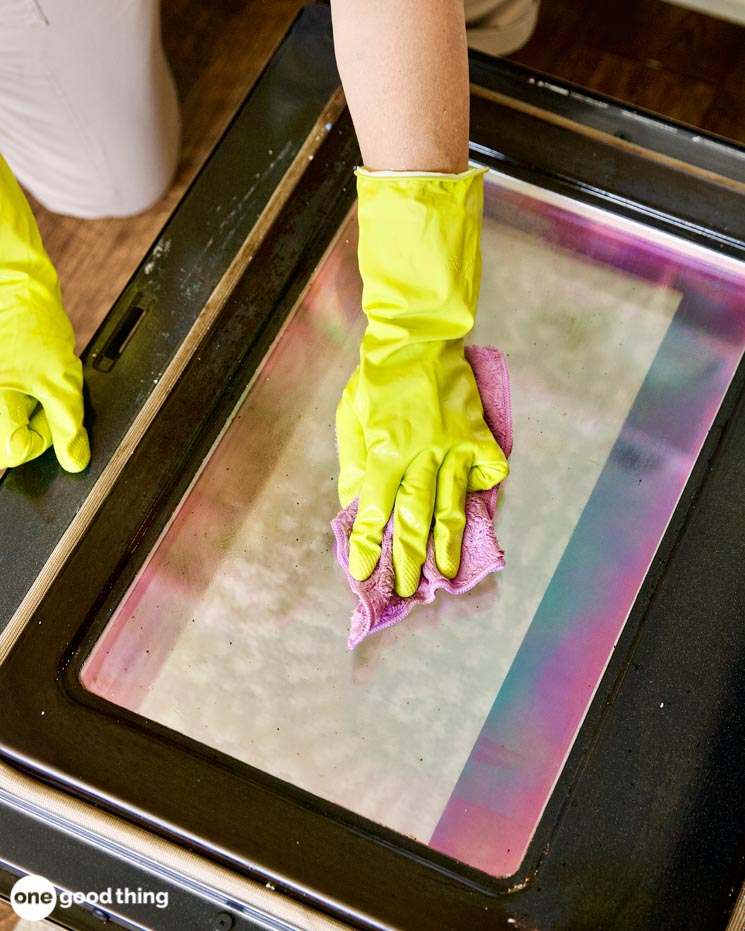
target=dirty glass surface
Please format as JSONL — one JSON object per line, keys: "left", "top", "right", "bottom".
{"left": 81, "top": 169, "right": 745, "bottom": 878}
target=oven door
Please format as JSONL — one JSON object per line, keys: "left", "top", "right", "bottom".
{"left": 1, "top": 6, "right": 744, "bottom": 930}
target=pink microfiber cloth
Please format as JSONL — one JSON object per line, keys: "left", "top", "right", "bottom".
{"left": 332, "top": 345, "right": 512, "bottom": 650}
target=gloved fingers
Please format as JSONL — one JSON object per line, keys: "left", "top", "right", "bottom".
{"left": 349, "top": 453, "right": 402, "bottom": 583}
{"left": 335, "top": 386, "right": 367, "bottom": 508}
{"left": 0, "top": 389, "right": 38, "bottom": 427}
{"left": 467, "top": 437, "right": 509, "bottom": 492}
{"left": 392, "top": 451, "right": 439, "bottom": 598}
{"left": 433, "top": 448, "right": 472, "bottom": 579}
{"left": 40, "top": 388, "right": 90, "bottom": 473}
{"left": 0, "top": 389, "right": 52, "bottom": 468}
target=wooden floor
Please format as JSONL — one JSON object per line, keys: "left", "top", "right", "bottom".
{"left": 3, "top": 0, "right": 745, "bottom": 925}
{"left": 508, "top": 0, "right": 745, "bottom": 141}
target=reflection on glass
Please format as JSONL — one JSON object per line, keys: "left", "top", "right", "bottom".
{"left": 81, "top": 170, "right": 745, "bottom": 878}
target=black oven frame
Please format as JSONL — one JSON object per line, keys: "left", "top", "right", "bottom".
{"left": 1, "top": 6, "right": 744, "bottom": 930}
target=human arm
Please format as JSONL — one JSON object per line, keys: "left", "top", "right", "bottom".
{"left": 331, "top": 1, "right": 508, "bottom": 597}
{"left": 330, "top": 0, "right": 470, "bottom": 173}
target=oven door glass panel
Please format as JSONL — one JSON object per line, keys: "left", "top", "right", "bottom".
{"left": 80, "top": 168, "right": 745, "bottom": 878}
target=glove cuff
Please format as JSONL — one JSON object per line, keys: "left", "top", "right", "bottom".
{"left": 355, "top": 165, "right": 487, "bottom": 181}
{"left": 355, "top": 165, "right": 487, "bottom": 352}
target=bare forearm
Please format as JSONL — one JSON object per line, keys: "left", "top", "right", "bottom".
{"left": 330, "top": 0, "right": 470, "bottom": 172}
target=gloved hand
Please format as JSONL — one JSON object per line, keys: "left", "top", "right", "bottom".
{"left": 0, "top": 154, "right": 89, "bottom": 472}
{"left": 336, "top": 166, "right": 509, "bottom": 597}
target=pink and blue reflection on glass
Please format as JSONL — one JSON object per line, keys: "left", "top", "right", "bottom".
{"left": 429, "top": 176, "right": 745, "bottom": 876}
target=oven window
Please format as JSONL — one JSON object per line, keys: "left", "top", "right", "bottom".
{"left": 80, "top": 168, "right": 745, "bottom": 878}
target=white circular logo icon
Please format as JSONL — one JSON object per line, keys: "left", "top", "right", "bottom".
{"left": 10, "top": 874, "right": 57, "bottom": 920}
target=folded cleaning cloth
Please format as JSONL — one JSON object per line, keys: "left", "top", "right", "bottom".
{"left": 332, "top": 345, "right": 512, "bottom": 650}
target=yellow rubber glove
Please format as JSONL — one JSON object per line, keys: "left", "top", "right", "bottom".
{"left": 336, "top": 166, "right": 509, "bottom": 597}
{"left": 0, "top": 154, "right": 89, "bottom": 472}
